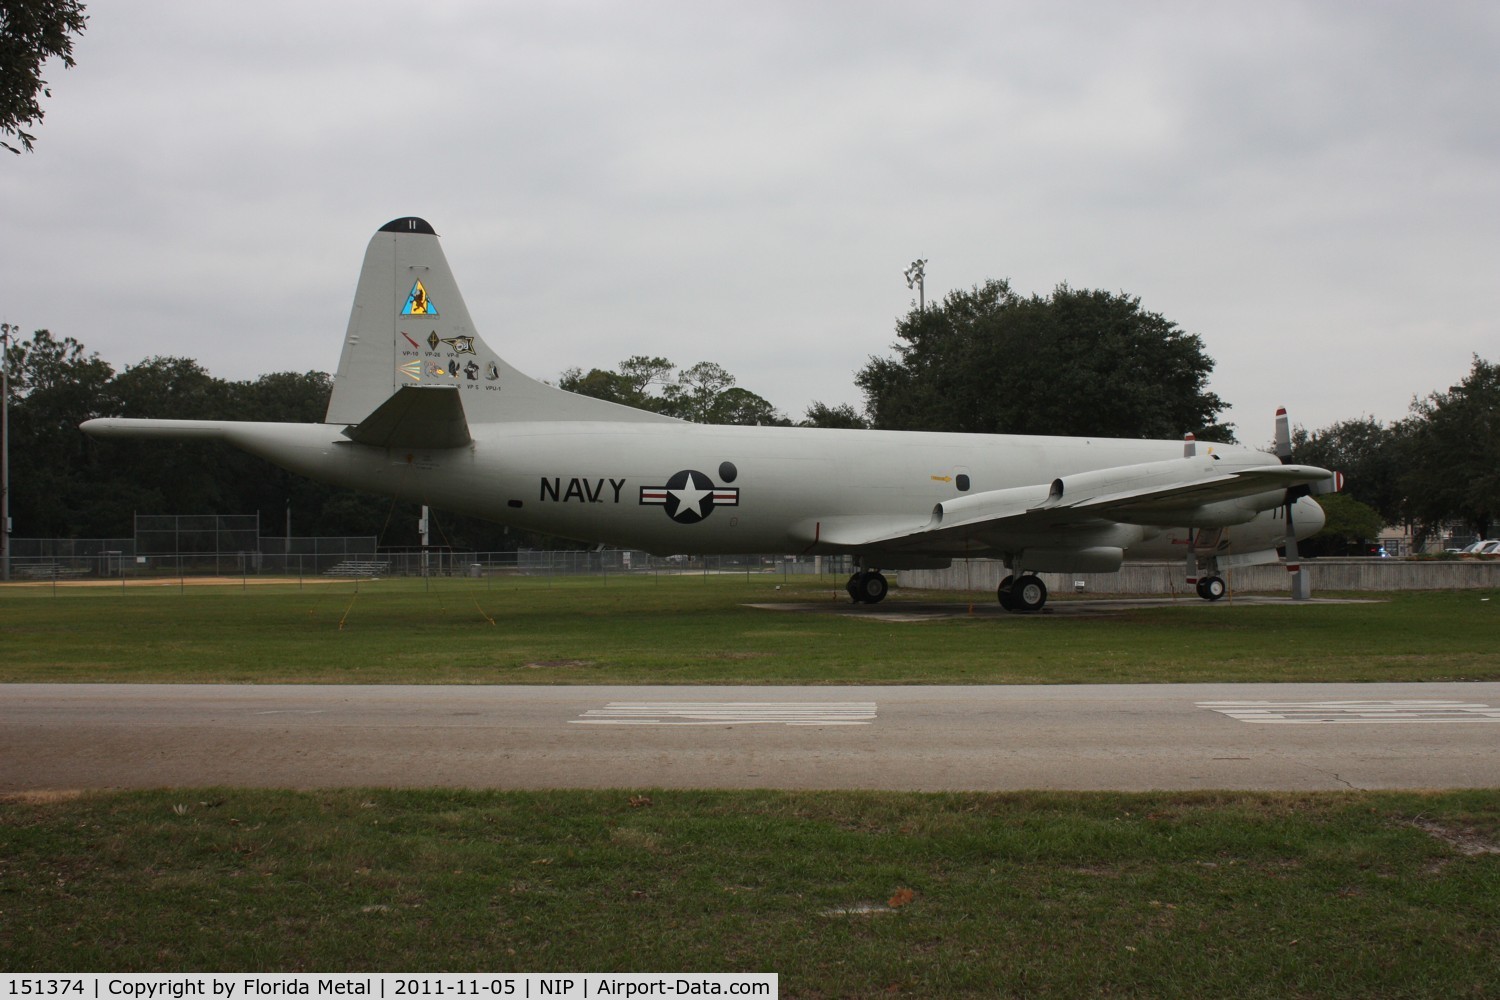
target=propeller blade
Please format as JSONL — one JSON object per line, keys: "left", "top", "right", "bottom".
{"left": 1284, "top": 499, "right": 1301, "bottom": 573}
{"left": 1274, "top": 407, "right": 1314, "bottom": 599}
{"left": 1274, "top": 407, "right": 1292, "bottom": 462}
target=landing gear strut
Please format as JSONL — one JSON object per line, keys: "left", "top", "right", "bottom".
{"left": 1186, "top": 529, "right": 1228, "bottom": 602}
{"left": 846, "top": 570, "right": 889, "bottom": 604}
{"left": 997, "top": 573, "right": 1048, "bottom": 613}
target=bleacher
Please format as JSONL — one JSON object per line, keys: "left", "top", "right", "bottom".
{"left": 14, "top": 563, "right": 91, "bottom": 580}
{"left": 323, "top": 560, "right": 391, "bottom": 578}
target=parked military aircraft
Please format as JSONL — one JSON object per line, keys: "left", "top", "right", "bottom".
{"left": 82, "top": 217, "right": 1341, "bottom": 612}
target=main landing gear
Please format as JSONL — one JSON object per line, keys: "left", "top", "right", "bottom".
{"left": 846, "top": 570, "right": 889, "bottom": 604}
{"left": 997, "top": 574, "right": 1048, "bottom": 613}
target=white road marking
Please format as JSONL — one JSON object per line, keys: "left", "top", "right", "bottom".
{"left": 572, "top": 701, "right": 878, "bottom": 726}
{"left": 1199, "top": 700, "right": 1500, "bottom": 724}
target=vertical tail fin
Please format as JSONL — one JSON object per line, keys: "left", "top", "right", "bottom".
{"left": 325, "top": 217, "right": 676, "bottom": 426}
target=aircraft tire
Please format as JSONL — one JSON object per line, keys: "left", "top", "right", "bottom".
{"left": 847, "top": 571, "right": 889, "bottom": 604}
{"left": 1196, "top": 576, "right": 1227, "bottom": 601}
{"left": 997, "top": 575, "right": 1016, "bottom": 611}
{"left": 1012, "top": 574, "right": 1048, "bottom": 613}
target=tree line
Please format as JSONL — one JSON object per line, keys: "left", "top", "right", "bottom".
{"left": 4, "top": 282, "right": 1495, "bottom": 551}
{"left": 1289, "top": 356, "right": 1500, "bottom": 548}
{"left": 2, "top": 331, "right": 406, "bottom": 543}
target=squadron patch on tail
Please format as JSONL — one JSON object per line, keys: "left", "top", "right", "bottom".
{"left": 401, "top": 280, "right": 437, "bottom": 316}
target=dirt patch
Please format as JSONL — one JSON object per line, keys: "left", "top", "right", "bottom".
{"left": 1411, "top": 819, "right": 1500, "bottom": 856}
{"left": 1, "top": 789, "right": 88, "bottom": 804}
{"left": 1, "top": 576, "right": 348, "bottom": 589}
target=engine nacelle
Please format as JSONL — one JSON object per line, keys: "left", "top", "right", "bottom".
{"left": 1042, "top": 456, "right": 1215, "bottom": 508}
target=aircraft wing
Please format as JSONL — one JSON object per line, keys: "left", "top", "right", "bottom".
{"left": 1035, "top": 462, "right": 1336, "bottom": 522}
{"left": 805, "top": 456, "right": 1338, "bottom": 554}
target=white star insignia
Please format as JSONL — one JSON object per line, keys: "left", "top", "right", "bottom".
{"left": 669, "top": 472, "right": 713, "bottom": 518}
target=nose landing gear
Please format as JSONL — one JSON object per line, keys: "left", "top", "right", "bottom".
{"left": 1195, "top": 575, "right": 1227, "bottom": 601}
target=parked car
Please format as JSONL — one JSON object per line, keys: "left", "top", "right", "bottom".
{"left": 1461, "top": 539, "right": 1500, "bottom": 556}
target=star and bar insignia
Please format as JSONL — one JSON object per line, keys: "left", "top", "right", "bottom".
{"left": 640, "top": 469, "right": 739, "bottom": 524}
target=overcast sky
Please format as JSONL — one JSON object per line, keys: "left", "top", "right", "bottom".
{"left": 4, "top": 1, "right": 1497, "bottom": 441}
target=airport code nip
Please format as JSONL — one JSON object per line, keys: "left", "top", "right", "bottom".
{"left": 1, "top": 978, "right": 776, "bottom": 1000}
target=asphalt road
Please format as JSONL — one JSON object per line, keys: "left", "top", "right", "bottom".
{"left": 3, "top": 682, "right": 1497, "bottom": 792}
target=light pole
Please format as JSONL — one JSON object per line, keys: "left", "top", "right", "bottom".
{"left": 903, "top": 259, "right": 928, "bottom": 312}
{"left": 1, "top": 322, "right": 12, "bottom": 583}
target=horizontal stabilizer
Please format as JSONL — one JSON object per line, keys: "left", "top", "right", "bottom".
{"left": 342, "top": 386, "right": 472, "bottom": 449}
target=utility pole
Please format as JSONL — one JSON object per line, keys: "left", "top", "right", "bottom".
{"left": 903, "top": 259, "right": 928, "bottom": 312}
{"left": 419, "top": 504, "right": 430, "bottom": 577}
{"left": 1, "top": 322, "right": 11, "bottom": 583}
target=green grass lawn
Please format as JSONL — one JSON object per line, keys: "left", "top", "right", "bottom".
{"left": 5, "top": 576, "right": 1497, "bottom": 991}
{"left": 2, "top": 788, "right": 1496, "bottom": 995}
{"left": 1, "top": 575, "right": 1496, "bottom": 684}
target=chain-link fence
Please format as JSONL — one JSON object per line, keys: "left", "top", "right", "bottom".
{"left": 3, "top": 541, "right": 854, "bottom": 584}
{"left": 5, "top": 529, "right": 380, "bottom": 582}
{"left": 134, "top": 515, "right": 260, "bottom": 559}
{"left": 379, "top": 549, "right": 855, "bottom": 580}
{"left": 6, "top": 537, "right": 137, "bottom": 580}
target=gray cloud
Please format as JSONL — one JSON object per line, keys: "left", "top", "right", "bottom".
{"left": 3, "top": 1, "right": 1497, "bottom": 440}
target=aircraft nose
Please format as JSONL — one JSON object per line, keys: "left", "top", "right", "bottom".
{"left": 1295, "top": 495, "right": 1326, "bottom": 540}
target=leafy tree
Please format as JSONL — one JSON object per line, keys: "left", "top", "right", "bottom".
{"left": 856, "top": 280, "right": 1231, "bottom": 440}
{"left": 559, "top": 356, "right": 789, "bottom": 425}
{"left": 1, "top": 0, "right": 88, "bottom": 154}
{"left": 1305, "top": 493, "right": 1386, "bottom": 556}
{"left": 3, "top": 326, "right": 110, "bottom": 397}
{"left": 702, "top": 386, "right": 791, "bottom": 426}
{"left": 87, "top": 356, "right": 237, "bottom": 523}
{"left": 557, "top": 355, "right": 674, "bottom": 411}
{"left": 800, "top": 401, "right": 870, "bottom": 429}
{"left": 1401, "top": 356, "right": 1500, "bottom": 539}
{"left": 654, "top": 361, "right": 731, "bottom": 421}
{"left": 110, "top": 356, "right": 224, "bottom": 419}
{"left": 233, "top": 370, "right": 333, "bottom": 423}
{"left": 1290, "top": 416, "right": 1412, "bottom": 525}
{"left": 3, "top": 329, "right": 118, "bottom": 535}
